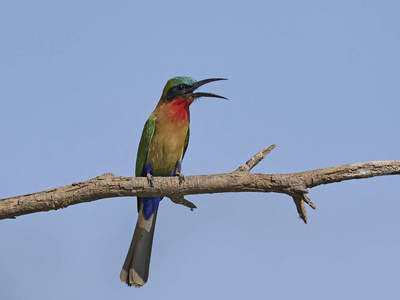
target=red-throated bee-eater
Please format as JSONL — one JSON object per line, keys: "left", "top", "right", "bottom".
{"left": 120, "top": 76, "right": 227, "bottom": 287}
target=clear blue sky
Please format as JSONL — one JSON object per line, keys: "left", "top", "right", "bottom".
{"left": 1, "top": 1, "right": 399, "bottom": 299}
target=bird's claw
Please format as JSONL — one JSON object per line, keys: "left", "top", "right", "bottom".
{"left": 174, "top": 169, "right": 185, "bottom": 185}
{"left": 178, "top": 173, "right": 185, "bottom": 185}
{"left": 146, "top": 173, "right": 154, "bottom": 187}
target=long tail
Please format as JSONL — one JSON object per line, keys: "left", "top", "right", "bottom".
{"left": 120, "top": 205, "right": 158, "bottom": 287}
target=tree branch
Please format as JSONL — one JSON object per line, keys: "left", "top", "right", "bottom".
{"left": 1, "top": 145, "right": 399, "bottom": 221}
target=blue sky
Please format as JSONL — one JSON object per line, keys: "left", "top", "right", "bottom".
{"left": 1, "top": 1, "right": 399, "bottom": 299}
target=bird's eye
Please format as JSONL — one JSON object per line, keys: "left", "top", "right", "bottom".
{"left": 177, "top": 84, "right": 185, "bottom": 91}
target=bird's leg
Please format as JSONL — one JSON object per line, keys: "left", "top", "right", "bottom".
{"left": 169, "top": 195, "right": 197, "bottom": 211}
{"left": 144, "top": 163, "right": 154, "bottom": 187}
{"left": 173, "top": 160, "right": 185, "bottom": 185}
{"left": 176, "top": 170, "right": 185, "bottom": 185}
{"left": 146, "top": 173, "right": 154, "bottom": 187}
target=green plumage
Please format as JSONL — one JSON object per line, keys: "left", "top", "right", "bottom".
{"left": 135, "top": 114, "right": 156, "bottom": 178}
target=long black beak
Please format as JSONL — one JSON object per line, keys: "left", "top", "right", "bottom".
{"left": 187, "top": 78, "right": 228, "bottom": 100}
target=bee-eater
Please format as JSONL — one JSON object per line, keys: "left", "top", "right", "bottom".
{"left": 120, "top": 76, "right": 227, "bottom": 287}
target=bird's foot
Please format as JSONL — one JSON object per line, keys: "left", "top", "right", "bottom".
{"left": 178, "top": 173, "right": 185, "bottom": 185}
{"left": 175, "top": 170, "right": 185, "bottom": 185}
{"left": 169, "top": 195, "right": 197, "bottom": 211}
{"left": 146, "top": 173, "right": 154, "bottom": 187}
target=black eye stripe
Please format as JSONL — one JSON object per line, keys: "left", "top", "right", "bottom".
{"left": 166, "top": 84, "right": 190, "bottom": 101}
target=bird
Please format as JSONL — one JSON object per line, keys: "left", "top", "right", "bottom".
{"left": 120, "top": 76, "right": 227, "bottom": 287}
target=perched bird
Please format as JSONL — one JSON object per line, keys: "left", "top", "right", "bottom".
{"left": 120, "top": 76, "right": 227, "bottom": 287}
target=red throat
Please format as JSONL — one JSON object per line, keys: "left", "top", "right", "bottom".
{"left": 166, "top": 96, "right": 193, "bottom": 123}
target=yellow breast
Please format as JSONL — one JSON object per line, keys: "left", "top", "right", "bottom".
{"left": 146, "top": 104, "right": 189, "bottom": 176}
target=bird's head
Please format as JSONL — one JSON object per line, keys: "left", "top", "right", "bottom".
{"left": 160, "top": 76, "right": 228, "bottom": 104}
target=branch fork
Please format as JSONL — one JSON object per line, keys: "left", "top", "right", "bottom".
{"left": 234, "top": 144, "right": 315, "bottom": 223}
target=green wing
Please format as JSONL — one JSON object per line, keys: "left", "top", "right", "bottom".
{"left": 135, "top": 114, "right": 156, "bottom": 178}
{"left": 182, "top": 128, "right": 190, "bottom": 159}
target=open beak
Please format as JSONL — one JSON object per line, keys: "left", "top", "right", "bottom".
{"left": 186, "top": 78, "right": 228, "bottom": 100}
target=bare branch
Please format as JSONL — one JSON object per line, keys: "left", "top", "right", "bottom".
{"left": 303, "top": 194, "right": 316, "bottom": 210}
{"left": 169, "top": 195, "right": 197, "bottom": 210}
{"left": 1, "top": 145, "right": 399, "bottom": 221}
{"left": 235, "top": 144, "right": 276, "bottom": 172}
{"left": 292, "top": 194, "right": 308, "bottom": 224}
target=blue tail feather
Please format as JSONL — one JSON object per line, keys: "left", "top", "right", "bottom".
{"left": 142, "top": 196, "right": 163, "bottom": 220}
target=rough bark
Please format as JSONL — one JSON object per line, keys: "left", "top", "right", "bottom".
{"left": 1, "top": 145, "right": 399, "bottom": 222}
